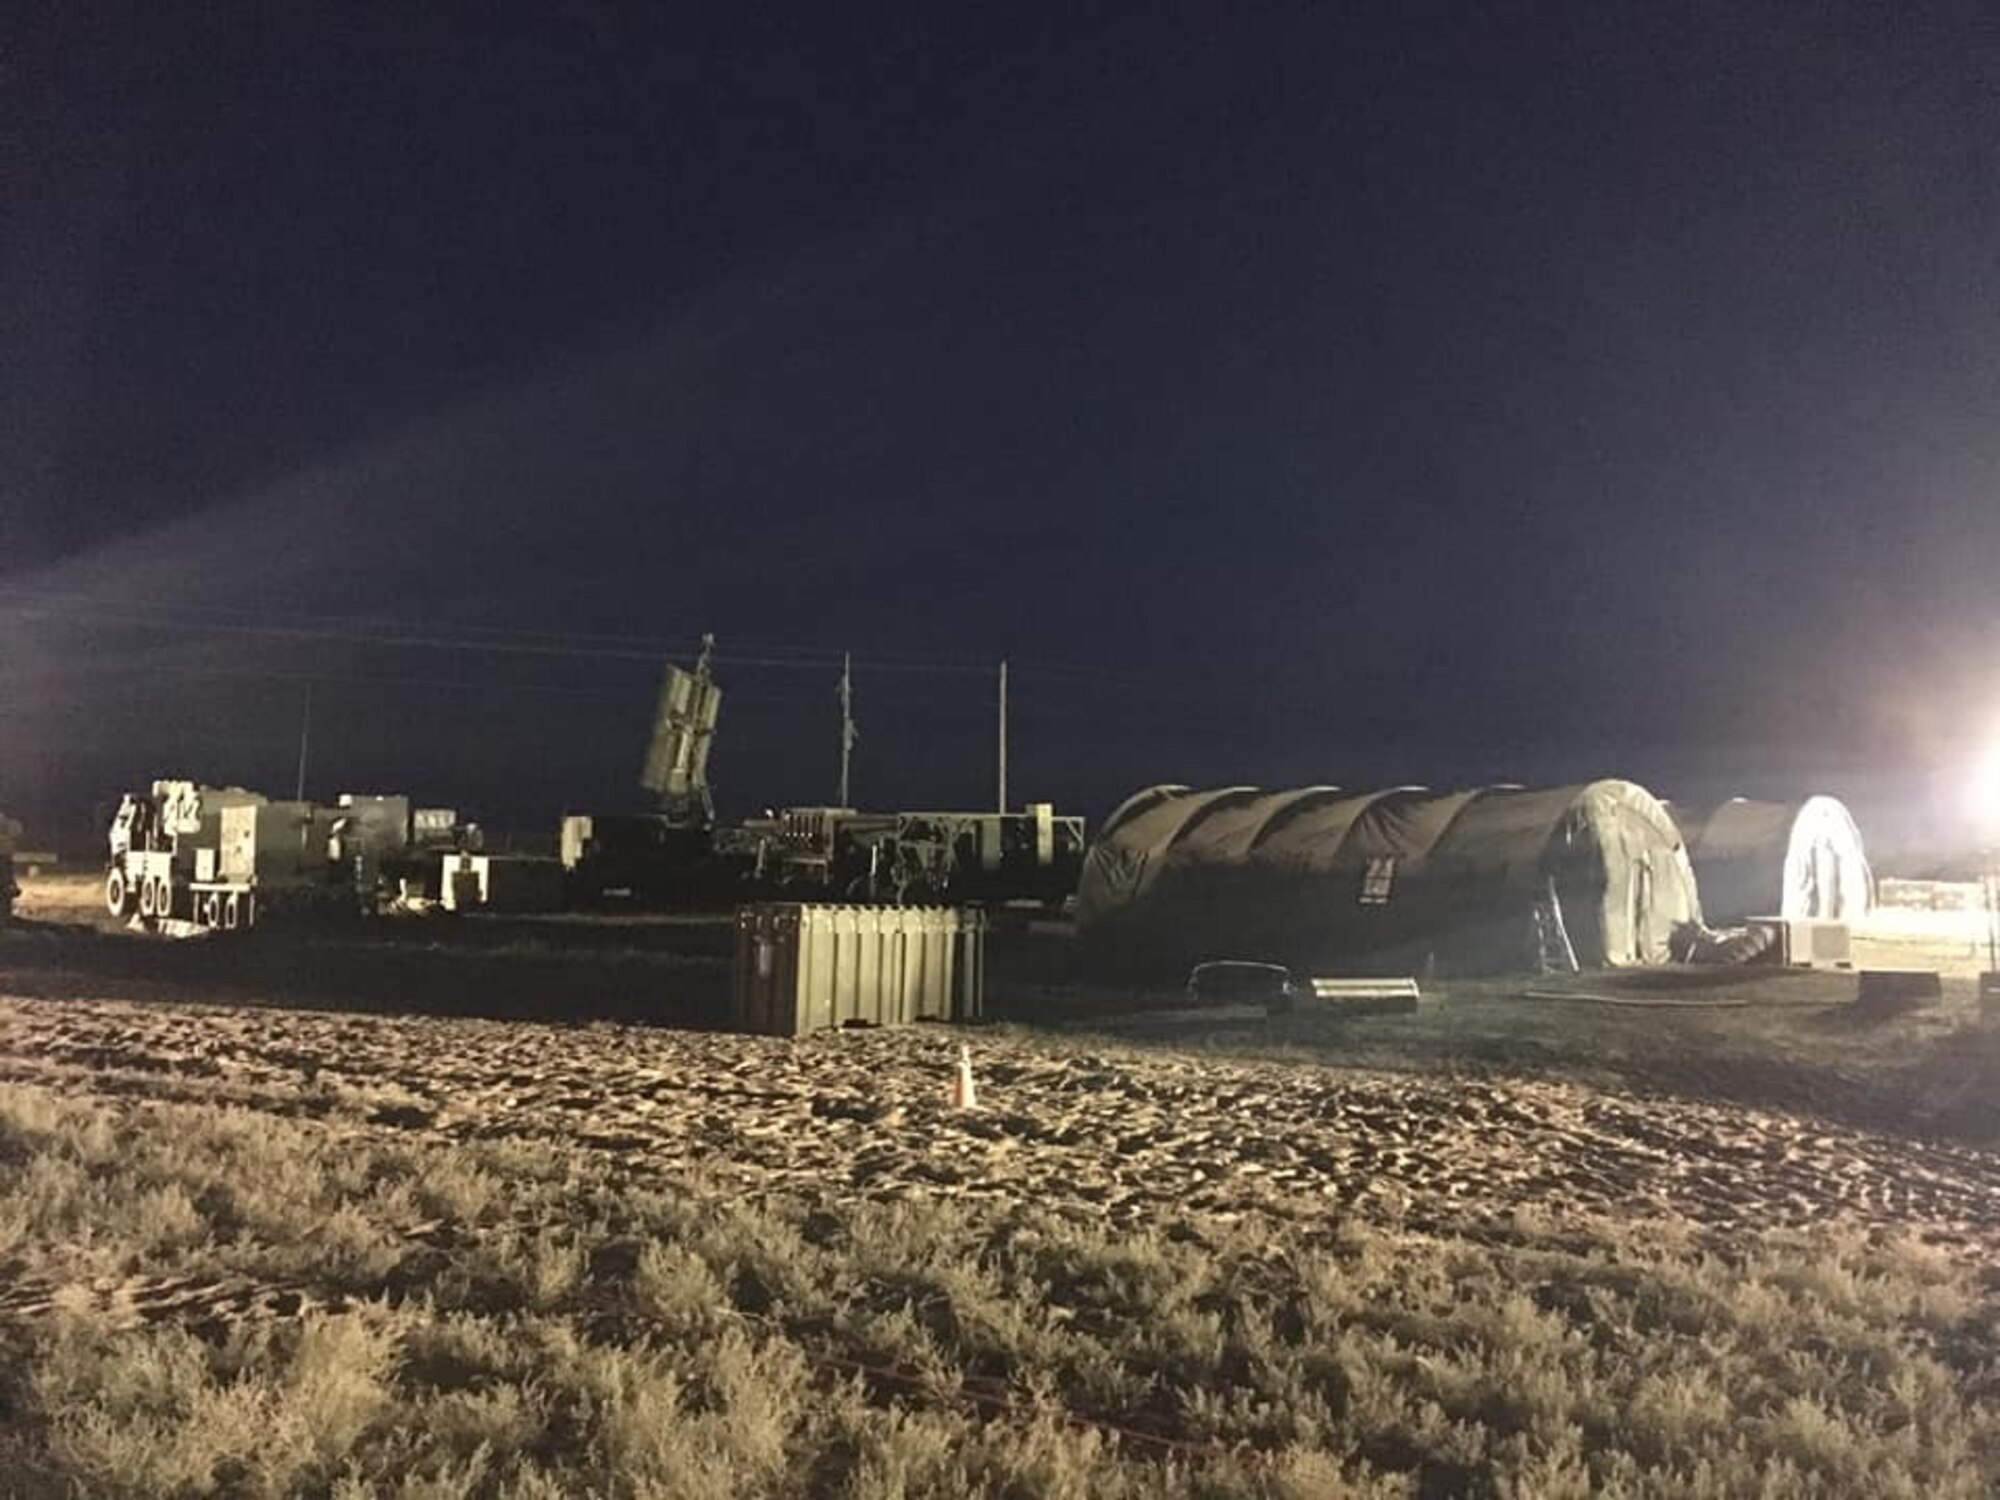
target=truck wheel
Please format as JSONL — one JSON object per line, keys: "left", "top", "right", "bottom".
{"left": 155, "top": 875, "right": 173, "bottom": 921}
{"left": 200, "top": 893, "right": 221, "bottom": 929}
{"left": 222, "top": 893, "right": 240, "bottom": 930}
{"left": 105, "top": 867, "right": 129, "bottom": 917}
{"left": 137, "top": 875, "right": 157, "bottom": 919}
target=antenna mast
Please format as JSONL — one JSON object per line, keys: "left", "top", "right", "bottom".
{"left": 997, "top": 659, "right": 1008, "bottom": 813}
{"left": 294, "top": 684, "right": 312, "bottom": 801}
{"left": 838, "top": 652, "right": 857, "bottom": 808}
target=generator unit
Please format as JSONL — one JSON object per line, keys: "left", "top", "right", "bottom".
{"left": 1744, "top": 916, "right": 1853, "bottom": 968}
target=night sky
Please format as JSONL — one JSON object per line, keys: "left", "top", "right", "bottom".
{"left": 5, "top": 2, "right": 1999, "bottom": 860}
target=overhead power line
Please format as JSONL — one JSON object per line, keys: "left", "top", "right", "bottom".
{"left": 0, "top": 585, "right": 1180, "bottom": 690}
{"left": 0, "top": 585, "right": 1151, "bottom": 682}
{"left": 0, "top": 585, "right": 838, "bottom": 655}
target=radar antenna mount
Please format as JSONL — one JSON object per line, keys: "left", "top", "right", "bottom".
{"left": 639, "top": 633, "right": 723, "bottom": 828}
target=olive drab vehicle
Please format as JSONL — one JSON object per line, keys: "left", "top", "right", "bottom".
{"left": 106, "top": 781, "right": 341, "bottom": 931}
{"left": 106, "top": 781, "right": 475, "bottom": 932}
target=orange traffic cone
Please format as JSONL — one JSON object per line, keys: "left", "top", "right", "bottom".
{"left": 949, "top": 1043, "right": 978, "bottom": 1110}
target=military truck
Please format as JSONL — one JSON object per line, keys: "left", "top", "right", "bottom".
{"left": 106, "top": 782, "right": 473, "bottom": 930}
{"left": 106, "top": 782, "right": 342, "bottom": 930}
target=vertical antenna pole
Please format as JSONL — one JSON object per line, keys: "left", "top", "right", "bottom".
{"left": 294, "top": 684, "right": 312, "bottom": 801}
{"left": 997, "top": 659, "right": 1008, "bottom": 813}
{"left": 1987, "top": 863, "right": 1998, "bottom": 977}
{"left": 838, "top": 652, "right": 854, "bottom": 808}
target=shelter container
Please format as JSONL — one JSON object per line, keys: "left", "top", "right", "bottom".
{"left": 1076, "top": 780, "right": 1701, "bottom": 978}
{"left": 1666, "top": 796, "right": 1872, "bottom": 924}
{"left": 732, "top": 903, "right": 985, "bottom": 1036}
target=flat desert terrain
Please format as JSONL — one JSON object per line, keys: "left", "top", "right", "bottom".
{"left": 3, "top": 876, "right": 1999, "bottom": 1495}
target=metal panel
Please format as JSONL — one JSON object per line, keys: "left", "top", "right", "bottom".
{"left": 732, "top": 903, "right": 985, "bottom": 1037}
{"left": 221, "top": 802, "right": 321, "bottom": 885}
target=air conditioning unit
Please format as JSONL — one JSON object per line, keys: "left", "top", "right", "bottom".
{"left": 1748, "top": 917, "right": 1852, "bottom": 967}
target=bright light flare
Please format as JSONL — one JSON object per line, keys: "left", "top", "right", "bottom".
{"left": 1970, "top": 741, "right": 2000, "bottom": 845}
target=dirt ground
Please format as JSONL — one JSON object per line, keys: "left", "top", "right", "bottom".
{"left": 5, "top": 988, "right": 2000, "bottom": 1267}
{"left": 9, "top": 870, "right": 2000, "bottom": 1149}
{"left": 7, "top": 874, "right": 2000, "bottom": 1493}
{"left": 5, "top": 865, "right": 2000, "bottom": 1252}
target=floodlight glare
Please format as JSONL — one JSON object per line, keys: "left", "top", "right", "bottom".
{"left": 1972, "top": 743, "right": 2000, "bottom": 842}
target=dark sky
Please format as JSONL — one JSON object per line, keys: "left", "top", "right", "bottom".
{"left": 4, "top": 2, "right": 1999, "bottom": 857}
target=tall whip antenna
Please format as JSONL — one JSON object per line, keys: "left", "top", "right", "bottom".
{"left": 838, "top": 652, "right": 857, "bottom": 807}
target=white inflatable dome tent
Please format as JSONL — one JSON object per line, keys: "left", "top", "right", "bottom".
{"left": 1076, "top": 780, "right": 1702, "bottom": 980}
{"left": 1667, "top": 796, "right": 1872, "bottom": 924}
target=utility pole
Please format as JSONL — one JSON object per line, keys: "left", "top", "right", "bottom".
{"left": 997, "top": 658, "right": 1008, "bottom": 813}
{"left": 1985, "top": 860, "right": 1999, "bottom": 985}
{"left": 293, "top": 684, "right": 312, "bottom": 801}
{"left": 837, "top": 652, "right": 856, "bottom": 808}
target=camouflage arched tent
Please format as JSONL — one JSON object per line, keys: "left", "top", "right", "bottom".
{"left": 1076, "top": 780, "right": 1701, "bottom": 978}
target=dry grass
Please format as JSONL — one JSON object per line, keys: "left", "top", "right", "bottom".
{"left": 4, "top": 900, "right": 1999, "bottom": 1495}
{"left": 3, "top": 1069, "right": 1998, "bottom": 1498}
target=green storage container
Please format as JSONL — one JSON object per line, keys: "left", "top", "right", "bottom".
{"left": 732, "top": 904, "right": 985, "bottom": 1036}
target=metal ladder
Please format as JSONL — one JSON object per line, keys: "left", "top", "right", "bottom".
{"left": 1533, "top": 877, "right": 1580, "bottom": 974}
